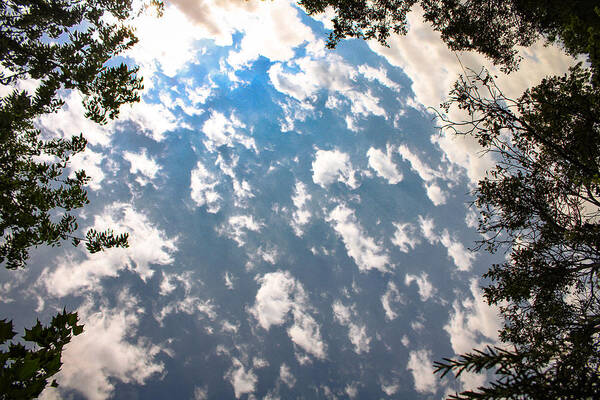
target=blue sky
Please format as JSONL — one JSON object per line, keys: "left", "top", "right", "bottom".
{"left": 0, "top": 1, "right": 576, "bottom": 399}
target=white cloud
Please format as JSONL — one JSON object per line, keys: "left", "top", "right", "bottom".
{"left": 445, "top": 279, "right": 501, "bottom": 355}
{"left": 366, "top": 145, "right": 402, "bottom": 184}
{"left": 312, "top": 149, "right": 359, "bottom": 189}
{"left": 417, "top": 216, "right": 475, "bottom": 271}
{"left": 219, "top": 215, "right": 263, "bottom": 246}
{"left": 391, "top": 222, "right": 420, "bottom": 253}
{"left": 226, "top": 1, "right": 314, "bottom": 68}
{"left": 406, "top": 348, "right": 437, "bottom": 394}
{"left": 190, "top": 161, "right": 221, "bottom": 213}
{"left": 157, "top": 296, "right": 216, "bottom": 324}
{"left": 380, "top": 281, "right": 404, "bottom": 321}
{"left": 279, "top": 363, "right": 296, "bottom": 388}
{"left": 345, "top": 382, "right": 359, "bottom": 399}
{"left": 381, "top": 381, "right": 400, "bottom": 396}
{"left": 332, "top": 300, "right": 371, "bottom": 354}
{"left": 398, "top": 144, "right": 448, "bottom": 205}
{"left": 225, "top": 358, "right": 258, "bottom": 399}
{"left": 398, "top": 145, "right": 441, "bottom": 182}
{"left": 445, "top": 279, "right": 502, "bottom": 391}
{"left": 327, "top": 204, "right": 390, "bottom": 273}
{"left": 215, "top": 153, "right": 254, "bottom": 207}
{"left": 405, "top": 272, "right": 435, "bottom": 302}
{"left": 193, "top": 386, "right": 208, "bottom": 400}
{"left": 40, "top": 203, "right": 177, "bottom": 297}
{"left": 202, "top": 111, "right": 256, "bottom": 153}
{"left": 37, "top": 91, "right": 111, "bottom": 147}
{"left": 440, "top": 230, "right": 476, "bottom": 272}
{"left": 291, "top": 181, "right": 312, "bottom": 236}
{"left": 119, "top": 100, "right": 179, "bottom": 142}
{"left": 41, "top": 293, "right": 164, "bottom": 400}
{"left": 249, "top": 271, "right": 326, "bottom": 359}
{"left": 123, "top": 150, "right": 161, "bottom": 186}
{"left": 425, "top": 182, "right": 447, "bottom": 206}
{"left": 358, "top": 64, "right": 401, "bottom": 91}
{"left": 269, "top": 52, "right": 385, "bottom": 119}
{"left": 418, "top": 215, "right": 437, "bottom": 244}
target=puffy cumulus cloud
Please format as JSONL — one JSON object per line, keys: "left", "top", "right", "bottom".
{"left": 405, "top": 272, "right": 435, "bottom": 302}
{"left": 327, "top": 204, "right": 390, "bottom": 273}
{"left": 40, "top": 292, "right": 164, "bottom": 400}
{"left": 269, "top": 52, "right": 386, "bottom": 121}
{"left": 332, "top": 300, "right": 371, "bottom": 354}
{"left": 440, "top": 230, "right": 476, "bottom": 272}
{"left": 190, "top": 161, "right": 221, "bottom": 213}
{"left": 406, "top": 348, "right": 437, "bottom": 394}
{"left": 279, "top": 363, "right": 296, "bottom": 388}
{"left": 444, "top": 279, "right": 502, "bottom": 391}
{"left": 398, "top": 144, "right": 450, "bottom": 205}
{"left": 418, "top": 216, "right": 475, "bottom": 271}
{"left": 312, "top": 149, "right": 359, "bottom": 189}
{"left": 218, "top": 215, "right": 263, "bottom": 246}
{"left": 425, "top": 182, "right": 447, "bottom": 206}
{"left": 391, "top": 222, "right": 421, "bottom": 253}
{"left": 380, "top": 281, "right": 404, "bottom": 321}
{"left": 249, "top": 271, "right": 326, "bottom": 359}
{"left": 202, "top": 111, "right": 256, "bottom": 153}
{"left": 366, "top": 145, "right": 403, "bottom": 184}
{"left": 398, "top": 145, "right": 442, "bottom": 182}
{"left": 225, "top": 358, "right": 258, "bottom": 399}
{"left": 226, "top": 1, "right": 315, "bottom": 68}
{"left": 358, "top": 64, "right": 401, "bottom": 92}
{"left": 366, "top": 7, "right": 575, "bottom": 183}
{"left": 291, "top": 180, "right": 312, "bottom": 236}
{"left": 123, "top": 150, "right": 161, "bottom": 186}
{"left": 445, "top": 279, "right": 501, "bottom": 355}
{"left": 40, "top": 203, "right": 177, "bottom": 298}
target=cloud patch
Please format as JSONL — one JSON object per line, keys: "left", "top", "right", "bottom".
{"left": 249, "top": 271, "right": 326, "bottom": 359}
{"left": 312, "top": 149, "right": 359, "bottom": 189}
{"left": 327, "top": 204, "right": 390, "bottom": 273}
{"left": 190, "top": 161, "right": 221, "bottom": 213}
{"left": 41, "top": 292, "right": 164, "bottom": 400}
{"left": 406, "top": 348, "right": 437, "bottom": 394}
{"left": 40, "top": 203, "right": 177, "bottom": 298}
{"left": 332, "top": 300, "right": 371, "bottom": 354}
{"left": 366, "top": 145, "right": 402, "bottom": 184}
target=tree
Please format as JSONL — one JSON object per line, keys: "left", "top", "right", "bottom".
{"left": 1, "top": 1, "right": 161, "bottom": 397}
{"left": 0, "top": 311, "right": 84, "bottom": 400}
{"left": 432, "top": 66, "right": 600, "bottom": 398}
{"left": 0, "top": 0, "right": 162, "bottom": 269}
{"left": 298, "top": 0, "right": 600, "bottom": 75}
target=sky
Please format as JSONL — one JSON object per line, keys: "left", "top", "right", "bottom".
{"left": 0, "top": 1, "right": 577, "bottom": 399}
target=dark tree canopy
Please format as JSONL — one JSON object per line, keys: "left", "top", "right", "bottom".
{"left": 0, "top": 311, "right": 83, "bottom": 400}
{"left": 298, "top": 0, "right": 600, "bottom": 74}
{"left": 0, "top": 0, "right": 163, "bottom": 269}
{"left": 433, "top": 66, "right": 600, "bottom": 399}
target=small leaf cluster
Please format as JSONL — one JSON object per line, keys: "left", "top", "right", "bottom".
{"left": 0, "top": 310, "right": 84, "bottom": 400}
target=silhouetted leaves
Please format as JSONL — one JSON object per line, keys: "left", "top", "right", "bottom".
{"left": 0, "top": 311, "right": 83, "bottom": 400}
